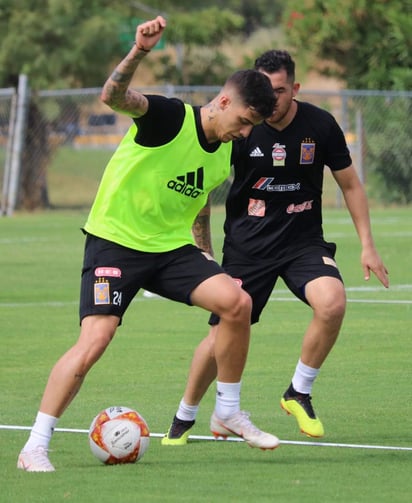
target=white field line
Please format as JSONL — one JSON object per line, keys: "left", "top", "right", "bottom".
{"left": 1, "top": 424, "right": 411, "bottom": 452}
{"left": 0, "top": 284, "right": 411, "bottom": 308}
{"left": 326, "top": 232, "right": 412, "bottom": 238}
{"left": 0, "top": 298, "right": 411, "bottom": 307}
{"left": 270, "top": 297, "right": 412, "bottom": 305}
{"left": 1, "top": 229, "right": 411, "bottom": 245}
{"left": 270, "top": 283, "right": 412, "bottom": 304}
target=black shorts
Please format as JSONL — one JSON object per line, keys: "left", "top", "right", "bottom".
{"left": 79, "top": 234, "right": 224, "bottom": 323}
{"left": 209, "top": 242, "right": 343, "bottom": 325}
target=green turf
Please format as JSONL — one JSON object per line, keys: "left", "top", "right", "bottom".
{"left": 1, "top": 207, "right": 411, "bottom": 502}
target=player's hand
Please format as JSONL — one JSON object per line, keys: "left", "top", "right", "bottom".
{"left": 361, "top": 248, "right": 389, "bottom": 288}
{"left": 135, "top": 15, "right": 166, "bottom": 52}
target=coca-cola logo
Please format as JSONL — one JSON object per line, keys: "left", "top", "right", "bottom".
{"left": 286, "top": 200, "right": 313, "bottom": 214}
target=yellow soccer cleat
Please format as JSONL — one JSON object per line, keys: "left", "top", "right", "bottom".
{"left": 280, "top": 385, "right": 325, "bottom": 438}
{"left": 161, "top": 416, "right": 195, "bottom": 446}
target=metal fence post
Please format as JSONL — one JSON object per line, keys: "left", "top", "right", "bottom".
{"left": 1, "top": 90, "right": 17, "bottom": 216}
{"left": 5, "top": 74, "right": 30, "bottom": 216}
{"left": 355, "top": 109, "right": 364, "bottom": 183}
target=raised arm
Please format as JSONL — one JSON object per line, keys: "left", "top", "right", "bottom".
{"left": 100, "top": 15, "right": 166, "bottom": 118}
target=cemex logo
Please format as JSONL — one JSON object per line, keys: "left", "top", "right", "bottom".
{"left": 252, "top": 177, "right": 301, "bottom": 192}
{"left": 167, "top": 167, "right": 204, "bottom": 198}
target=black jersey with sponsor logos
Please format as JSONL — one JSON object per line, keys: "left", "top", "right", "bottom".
{"left": 223, "top": 100, "right": 352, "bottom": 262}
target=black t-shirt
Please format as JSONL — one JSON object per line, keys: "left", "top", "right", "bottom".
{"left": 223, "top": 100, "right": 352, "bottom": 261}
{"left": 134, "top": 95, "right": 221, "bottom": 153}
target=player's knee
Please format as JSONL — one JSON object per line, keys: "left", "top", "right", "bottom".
{"left": 219, "top": 288, "right": 252, "bottom": 323}
{"left": 78, "top": 316, "right": 118, "bottom": 367}
{"left": 307, "top": 278, "right": 346, "bottom": 323}
{"left": 318, "top": 292, "right": 346, "bottom": 323}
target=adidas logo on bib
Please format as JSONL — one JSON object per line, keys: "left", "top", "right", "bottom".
{"left": 167, "top": 167, "right": 204, "bottom": 198}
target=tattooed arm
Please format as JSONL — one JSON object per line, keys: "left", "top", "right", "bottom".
{"left": 100, "top": 16, "right": 166, "bottom": 118}
{"left": 192, "top": 195, "right": 214, "bottom": 256}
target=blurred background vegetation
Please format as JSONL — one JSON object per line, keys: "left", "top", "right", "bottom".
{"left": 0, "top": 0, "right": 411, "bottom": 209}
{"left": 1, "top": 0, "right": 410, "bottom": 90}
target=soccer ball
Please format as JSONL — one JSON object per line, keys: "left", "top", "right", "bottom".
{"left": 88, "top": 406, "right": 150, "bottom": 465}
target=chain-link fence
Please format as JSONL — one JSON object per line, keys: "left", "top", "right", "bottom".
{"left": 1, "top": 84, "right": 411, "bottom": 214}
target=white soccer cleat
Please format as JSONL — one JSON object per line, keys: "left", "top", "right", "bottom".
{"left": 210, "top": 410, "right": 280, "bottom": 450}
{"left": 17, "top": 446, "right": 55, "bottom": 472}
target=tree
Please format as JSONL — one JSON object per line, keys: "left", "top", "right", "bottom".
{"left": 0, "top": 0, "right": 127, "bottom": 209}
{"left": 0, "top": 1, "right": 126, "bottom": 89}
{"left": 281, "top": 0, "right": 412, "bottom": 90}
{"left": 1, "top": 0, "right": 269, "bottom": 209}
{"left": 133, "top": 0, "right": 284, "bottom": 35}
{"left": 156, "top": 7, "right": 244, "bottom": 85}
{"left": 209, "top": 0, "right": 283, "bottom": 35}
{"left": 365, "top": 96, "right": 412, "bottom": 204}
{"left": 281, "top": 0, "right": 412, "bottom": 204}
{"left": 119, "top": 4, "right": 259, "bottom": 85}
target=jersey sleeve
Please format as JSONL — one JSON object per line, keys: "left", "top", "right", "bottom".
{"left": 230, "top": 138, "right": 248, "bottom": 174}
{"left": 134, "top": 95, "right": 186, "bottom": 147}
{"left": 323, "top": 114, "right": 353, "bottom": 171}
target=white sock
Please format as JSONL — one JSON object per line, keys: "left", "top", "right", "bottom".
{"left": 176, "top": 399, "right": 199, "bottom": 422}
{"left": 23, "top": 411, "right": 58, "bottom": 451}
{"left": 214, "top": 381, "right": 241, "bottom": 419}
{"left": 292, "top": 359, "right": 320, "bottom": 394}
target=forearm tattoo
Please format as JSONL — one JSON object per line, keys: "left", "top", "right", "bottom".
{"left": 110, "top": 69, "right": 135, "bottom": 83}
{"left": 193, "top": 214, "right": 213, "bottom": 254}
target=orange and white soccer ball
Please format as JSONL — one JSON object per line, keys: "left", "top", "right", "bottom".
{"left": 88, "top": 406, "right": 150, "bottom": 464}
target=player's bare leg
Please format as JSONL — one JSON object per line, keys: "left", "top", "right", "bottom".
{"left": 161, "top": 326, "right": 217, "bottom": 446}
{"left": 190, "top": 274, "right": 251, "bottom": 383}
{"left": 39, "top": 315, "right": 120, "bottom": 417}
{"left": 165, "top": 274, "right": 279, "bottom": 449}
{"left": 18, "top": 315, "right": 119, "bottom": 471}
{"left": 281, "top": 276, "right": 346, "bottom": 437}
{"left": 300, "top": 276, "right": 346, "bottom": 367}
{"left": 182, "top": 325, "right": 217, "bottom": 405}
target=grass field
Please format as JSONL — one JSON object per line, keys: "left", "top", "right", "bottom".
{"left": 1, "top": 207, "right": 411, "bottom": 502}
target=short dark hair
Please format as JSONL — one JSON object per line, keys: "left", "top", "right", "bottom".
{"left": 226, "top": 69, "right": 276, "bottom": 119}
{"left": 254, "top": 50, "right": 295, "bottom": 83}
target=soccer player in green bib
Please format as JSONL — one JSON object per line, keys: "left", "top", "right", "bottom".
{"left": 17, "top": 16, "right": 279, "bottom": 472}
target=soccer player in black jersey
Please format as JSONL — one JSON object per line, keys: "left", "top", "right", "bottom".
{"left": 163, "top": 50, "right": 389, "bottom": 444}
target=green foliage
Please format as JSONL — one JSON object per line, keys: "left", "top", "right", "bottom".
{"left": 223, "top": 0, "right": 283, "bottom": 34}
{"left": 364, "top": 97, "right": 412, "bottom": 204}
{"left": 281, "top": 1, "right": 412, "bottom": 202}
{"left": 132, "top": 0, "right": 283, "bottom": 33}
{"left": 0, "top": 0, "right": 127, "bottom": 89}
{"left": 0, "top": 0, "right": 286, "bottom": 89}
{"left": 153, "top": 7, "right": 244, "bottom": 85}
{"left": 157, "top": 50, "right": 236, "bottom": 86}
{"left": 164, "top": 7, "right": 244, "bottom": 46}
{"left": 282, "top": 0, "right": 412, "bottom": 90}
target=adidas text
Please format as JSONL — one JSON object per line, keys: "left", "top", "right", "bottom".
{"left": 167, "top": 167, "right": 204, "bottom": 198}
{"left": 167, "top": 180, "right": 203, "bottom": 198}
